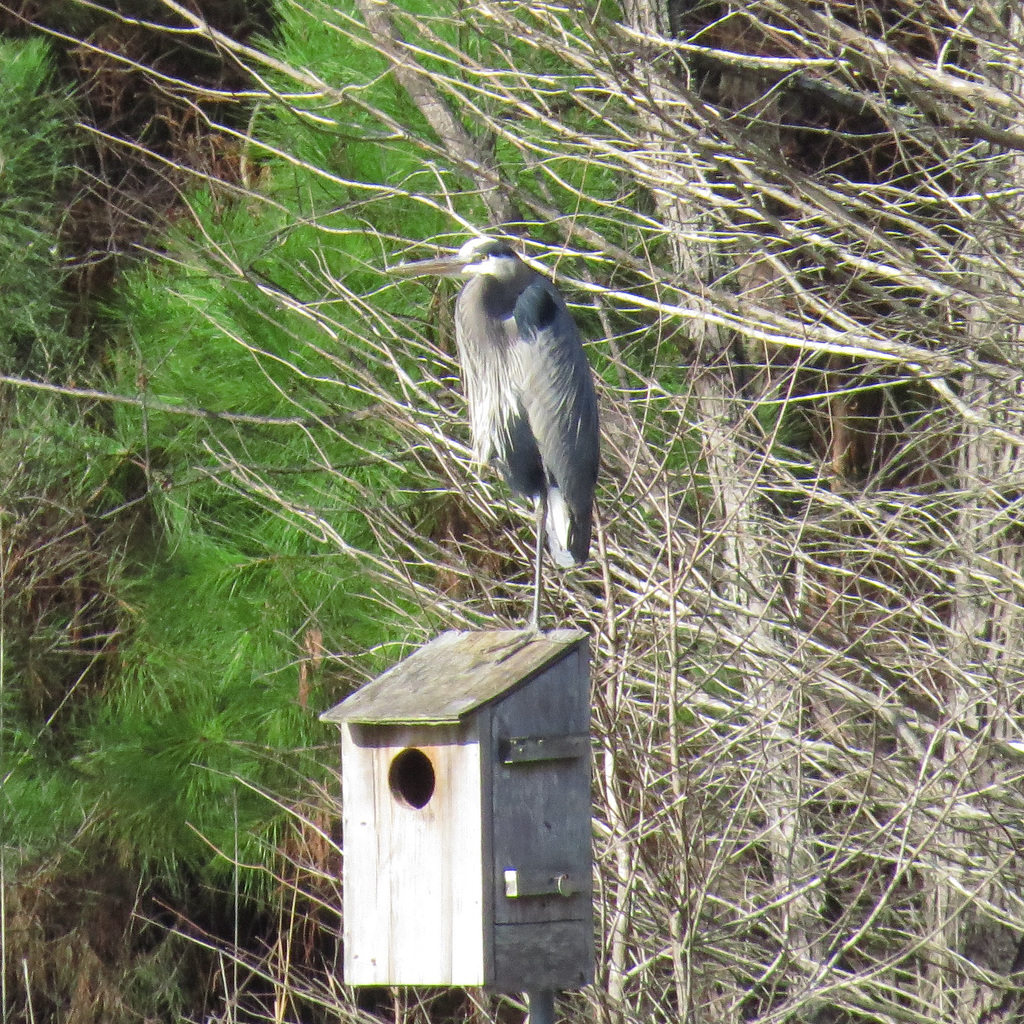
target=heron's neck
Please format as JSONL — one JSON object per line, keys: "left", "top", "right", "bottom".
{"left": 471, "top": 268, "right": 533, "bottom": 319}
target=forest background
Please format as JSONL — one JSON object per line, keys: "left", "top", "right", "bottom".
{"left": 3, "top": 0, "right": 1024, "bottom": 1022}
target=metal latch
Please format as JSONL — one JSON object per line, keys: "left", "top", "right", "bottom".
{"left": 501, "top": 733, "right": 590, "bottom": 764}
{"left": 504, "top": 868, "right": 582, "bottom": 898}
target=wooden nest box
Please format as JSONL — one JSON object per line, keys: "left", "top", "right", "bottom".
{"left": 320, "top": 629, "right": 593, "bottom": 991}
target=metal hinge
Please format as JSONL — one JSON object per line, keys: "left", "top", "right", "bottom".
{"left": 503, "top": 868, "right": 583, "bottom": 898}
{"left": 501, "top": 733, "right": 590, "bottom": 764}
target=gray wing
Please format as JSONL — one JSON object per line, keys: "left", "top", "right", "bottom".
{"left": 511, "top": 277, "right": 599, "bottom": 560}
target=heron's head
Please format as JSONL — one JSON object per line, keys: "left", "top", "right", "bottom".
{"left": 391, "top": 236, "right": 523, "bottom": 282}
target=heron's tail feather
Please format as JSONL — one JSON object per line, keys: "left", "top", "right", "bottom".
{"left": 544, "top": 487, "right": 577, "bottom": 568}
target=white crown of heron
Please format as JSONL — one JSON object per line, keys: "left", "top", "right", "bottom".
{"left": 456, "top": 236, "right": 521, "bottom": 281}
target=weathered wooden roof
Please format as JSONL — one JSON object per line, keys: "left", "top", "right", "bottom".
{"left": 320, "top": 628, "right": 588, "bottom": 725}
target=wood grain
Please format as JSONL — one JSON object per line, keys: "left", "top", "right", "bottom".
{"left": 493, "top": 921, "right": 595, "bottom": 991}
{"left": 489, "top": 643, "right": 593, "bottom": 927}
{"left": 342, "top": 721, "right": 485, "bottom": 985}
{"left": 322, "top": 629, "right": 587, "bottom": 725}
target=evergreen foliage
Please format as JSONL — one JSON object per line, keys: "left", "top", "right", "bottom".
{"left": 0, "top": 37, "right": 79, "bottom": 376}
{"left": 70, "top": 0, "right": 451, "bottom": 882}
{"left": 0, "top": 36, "right": 103, "bottom": 852}
{"left": 0, "top": 22, "right": 416, "bottom": 1018}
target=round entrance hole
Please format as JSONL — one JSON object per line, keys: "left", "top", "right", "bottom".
{"left": 388, "top": 748, "right": 436, "bottom": 809}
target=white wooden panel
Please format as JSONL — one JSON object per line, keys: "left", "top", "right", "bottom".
{"left": 342, "top": 722, "right": 484, "bottom": 985}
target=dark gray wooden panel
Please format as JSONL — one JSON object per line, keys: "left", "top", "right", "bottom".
{"left": 322, "top": 629, "right": 587, "bottom": 725}
{"left": 492, "top": 920, "right": 594, "bottom": 991}
{"left": 489, "top": 643, "right": 593, "bottom": 927}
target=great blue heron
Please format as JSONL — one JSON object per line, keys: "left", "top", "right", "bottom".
{"left": 393, "top": 236, "right": 600, "bottom": 628}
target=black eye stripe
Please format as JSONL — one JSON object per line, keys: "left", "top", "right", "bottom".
{"left": 473, "top": 240, "right": 516, "bottom": 259}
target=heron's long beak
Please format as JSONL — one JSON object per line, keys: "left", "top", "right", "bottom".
{"left": 389, "top": 254, "right": 470, "bottom": 278}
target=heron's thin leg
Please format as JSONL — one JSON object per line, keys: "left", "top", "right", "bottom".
{"left": 531, "top": 493, "right": 546, "bottom": 631}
